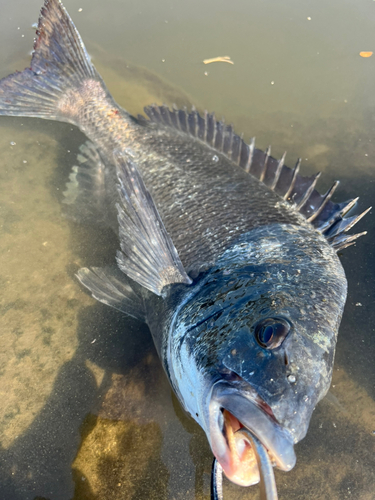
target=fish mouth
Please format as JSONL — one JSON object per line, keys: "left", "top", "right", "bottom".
{"left": 207, "top": 379, "right": 296, "bottom": 486}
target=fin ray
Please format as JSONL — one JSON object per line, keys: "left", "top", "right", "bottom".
{"left": 62, "top": 141, "right": 107, "bottom": 224}
{"left": 0, "top": 0, "right": 102, "bottom": 123}
{"left": 76, "top": 266, "right": 146, "bottom": 321}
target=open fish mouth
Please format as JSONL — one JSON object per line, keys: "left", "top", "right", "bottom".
{"left": 207, "top": 379, "right": 296, "bottom": 486}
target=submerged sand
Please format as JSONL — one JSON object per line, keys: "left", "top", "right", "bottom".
{"left": 0, "top": 46, "right": 374, "bottom": 500}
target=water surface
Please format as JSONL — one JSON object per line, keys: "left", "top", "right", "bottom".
{"left": 0, "top": 1, "right": 374, "bottom": 499}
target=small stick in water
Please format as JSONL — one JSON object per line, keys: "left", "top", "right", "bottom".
{"left": 211, "top": 458, "right": 223, "bottom": 500}
{"left": 203, "top": 56, "right": 234, "bottom": 65}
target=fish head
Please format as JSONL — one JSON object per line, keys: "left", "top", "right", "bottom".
{"left": 168, "top": 226, "right": 348, "bottom": 486}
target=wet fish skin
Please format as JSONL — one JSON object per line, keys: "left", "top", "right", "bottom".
{"left": 146, "top": 225, "right": 347, "bottom": 445}
{"left": 0, "top": 0, "right": 367, "bottom": 490}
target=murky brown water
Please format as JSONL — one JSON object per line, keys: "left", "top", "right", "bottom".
{"left": 0, "top": 1, "right": 374, "bottom": 499}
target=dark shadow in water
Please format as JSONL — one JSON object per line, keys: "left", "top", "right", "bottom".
{"left": 0, "top": 351, "right": 98, "bottom": 500}
{"left": 331, "top": 175, "right": 375, "bottom": 400}
{"left": 0, "top": 299, "right": 159, "bottom": 500}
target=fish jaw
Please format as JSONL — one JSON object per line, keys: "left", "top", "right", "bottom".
{"left": 205, "top": 379, "right": 296, "bottom": 486}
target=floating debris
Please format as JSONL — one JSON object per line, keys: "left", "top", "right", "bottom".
{"left": 359, "top": 51, "right": 373, "bottom": 58}
{"left": 203, "top": 56, "right": 234, "bottom": 65}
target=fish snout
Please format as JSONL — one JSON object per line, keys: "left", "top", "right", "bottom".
{"left": 206, "top": 380, "right": 296, "bottom": 487}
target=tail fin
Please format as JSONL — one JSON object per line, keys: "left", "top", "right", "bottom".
{"left": 0, "top": 0, "right": 104, "bottom": 124}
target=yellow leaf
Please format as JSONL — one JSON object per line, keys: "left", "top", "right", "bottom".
{"left": 359, "top": 51, "right": 373, "bottom": 58}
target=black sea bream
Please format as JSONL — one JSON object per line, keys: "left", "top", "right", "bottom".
{"left": 0, "top": 0, "right": 370, "bottom": 496}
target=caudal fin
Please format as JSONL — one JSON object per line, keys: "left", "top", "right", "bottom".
{"left": 0, "top": 0, "right": 104, "bottom": 124}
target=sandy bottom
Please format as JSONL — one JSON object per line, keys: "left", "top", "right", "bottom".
{"left": 0, "top": 48, "right": 374, "bottom": 500}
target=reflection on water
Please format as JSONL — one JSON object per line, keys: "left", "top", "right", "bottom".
{"left": 0, "top": 0, "right": 373, "bottom": 499}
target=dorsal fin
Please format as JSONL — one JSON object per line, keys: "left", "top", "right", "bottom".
{"left": 143, "top": 104, "right": 370, "bottom": 251}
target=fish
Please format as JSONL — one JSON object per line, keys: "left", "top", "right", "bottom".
{"left": 0, "top": 0, "right": 370, "bottom": 496}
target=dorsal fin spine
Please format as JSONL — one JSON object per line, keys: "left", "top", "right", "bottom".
{"left": 239, "top": 137, "right": 249, "bottom": 169}
{"left": 340, "top": 197, "right": 359, "bottom": 218}
{"left": 259, "top": 146, "right": 271, "bottom": 182}
{"left": 225, "top": 125, "right": 234, "bottom": 156}
{"left": 210, "top": 113, "right": 217, "bottom": 147}
{"left": 296, "top": 172, "right": 321, "bottom": 210}
{"left": 171, "top": 105, "right": 181, "bottom": 130}
{"left": 270, "top": 152, "right": 286, "bottom": 191}
{"left": 307, "top": 181, "right": 339, "bottom": 223}
{"left": 162, "top": 105, "right": 173, "bottom": 126}
{"left": 244, "top": 137, "right": 255, "bottom": 173}
{"left": 170, "top": 106, "right": 179, "bottom": 129}
{"left": 216, "top": 119, "right": 225, "bottom": 151}
{"left": 203, "top": 110, "right": 208, "bottom": 142}
{"left": 343, "top": 207, "right": 371, "bottom": 232}
{"left": 284, "top": 158, "right": 301, "bottom": 200}
{"left": 190, "top": 107, "right": 198, "bottom": 136}
{"left": 231, "top": 133, "right": 241, "bottom": 164}
{"left": 327, "top": 207, "right": 371, "bottom": 238}
{"left": 320, "top": 198, "right": 359, "bottom": 234}
{"left": 154, "top": 106, "right": 163, "bottom": 123}
{"left": 179, "top": 108, "right": 188, "bottom": 132}
{"left": 329, "top": 231, "right": 367, "bottom": 251}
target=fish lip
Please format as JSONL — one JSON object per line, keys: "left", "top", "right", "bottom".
{"left": 206, "top": 379, "right": 296, "bottom": 482}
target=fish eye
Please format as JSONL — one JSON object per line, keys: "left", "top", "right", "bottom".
{"left": 254, "top": 317, "right": 291, "bottom": 349}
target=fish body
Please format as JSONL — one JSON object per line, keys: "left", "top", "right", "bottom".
{"left": 0, "top": 0, "right": 369, "bottom": 491}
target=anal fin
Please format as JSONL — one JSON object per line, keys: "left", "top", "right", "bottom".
{"left": 77, "top": 266, "right": 145, "bottom": 322}
{"left": 115, "top": 152, "right": 192, "bottom": 295}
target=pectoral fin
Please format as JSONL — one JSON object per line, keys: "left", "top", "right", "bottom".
{"left": 77, "top": 266, "right": 146, "bottom": 321}
{"left": 114, "top": 152, "right": 192, "bottom": 296}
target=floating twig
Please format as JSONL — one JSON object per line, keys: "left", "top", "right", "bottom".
{"left": 203, "top": 56, "right": 234, "bottom": 65}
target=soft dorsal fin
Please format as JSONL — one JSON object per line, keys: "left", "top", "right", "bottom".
{"left": 143, "top": 105, "right": 370, "bottom": 251}
{"left": 114, "top": 152, "right": 192, "bottom": 295}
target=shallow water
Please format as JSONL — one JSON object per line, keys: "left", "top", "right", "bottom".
{"left": 0, "top": 0, "right": 374, "bottom": 499}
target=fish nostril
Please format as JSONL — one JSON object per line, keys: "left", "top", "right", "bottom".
{"left": 219, "top": 367, "right": 243, "bottom": 382}
{"left": 284, "top": 352, "right": 289, "bottom": 366}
